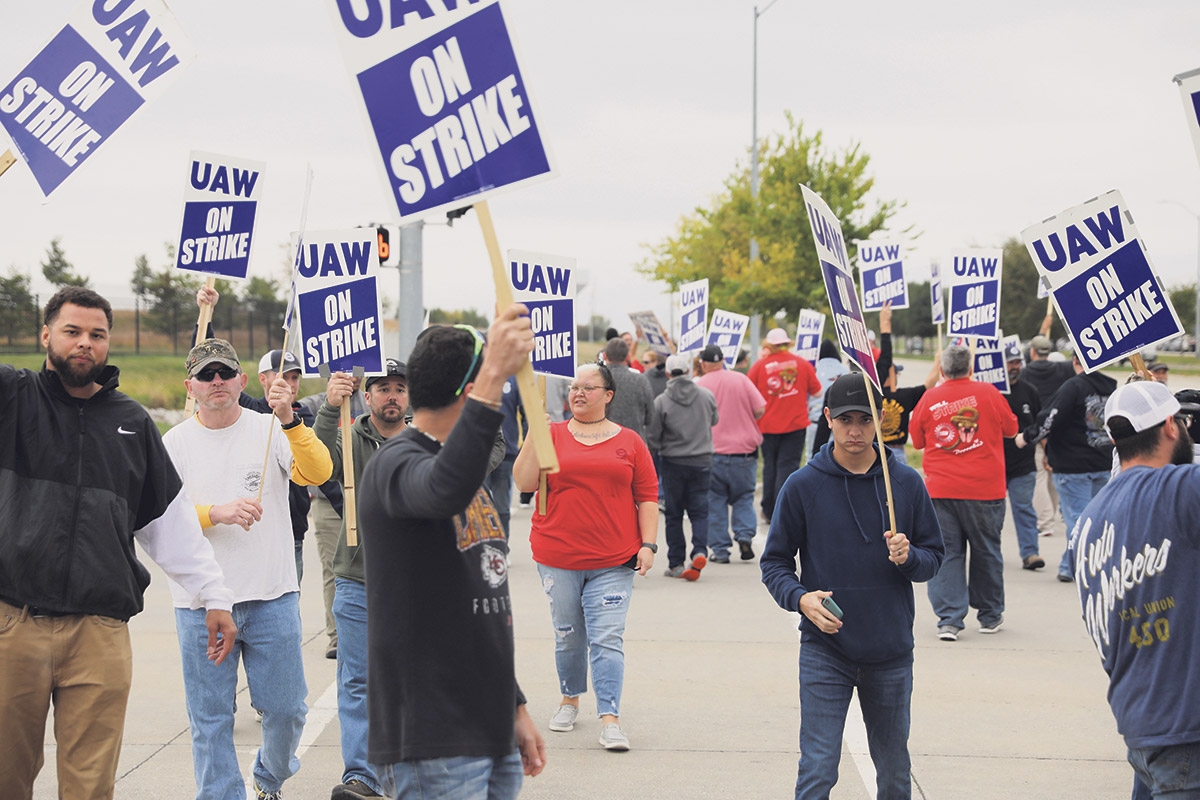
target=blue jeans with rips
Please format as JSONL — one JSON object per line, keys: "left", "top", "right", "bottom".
{"left": 1006, "top": 471, "right": 1040, "bottom": 560}
{"left": 795, "top": 641, "right": 913, "bottom": 800}
{"left": 377, "top": 751, "right": 523, "bottom": 800}
{"left": 707, "top": 453, "right": 758, "bottom": 559}
{"left": 1053, "top": 470, "right": 1109, "bottom": 578}
{"left": 1128, "top": 740, "right": 1200, "bottom": 799}
{"left": 926, "top": 498, "right": 1006, "bottom": 632}
{"left": 536, "top": 563, "right": 635, "bottom": 718}
{"left": 660, "top": 459, "right": 711, "bottom": 568}
{"left": 334, "top": 578, "right": 381, "bottom": 795}
{"left": 175, "top": 592, "right": 307, "bottom": 799}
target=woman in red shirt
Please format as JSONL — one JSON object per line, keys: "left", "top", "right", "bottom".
{"left": 513, "top": 363, "right": 659, "bottom": 753}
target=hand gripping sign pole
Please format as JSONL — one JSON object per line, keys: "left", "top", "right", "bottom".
{"left": 862, "top": 374, "right": 899, "bottom": 540}
{"left": 474, "top": 201, "right": 559, "bottom": 512}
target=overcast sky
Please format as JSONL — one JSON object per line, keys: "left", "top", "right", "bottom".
{"left": 4, "top": 1, "right": 1200, "bottom": 338}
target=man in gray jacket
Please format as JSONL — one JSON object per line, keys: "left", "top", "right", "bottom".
{"left": 649, "top": 354, "right": 719, "bottom": 581}
{"left": 603, "top": 337, "right": 654, "bottom": 441}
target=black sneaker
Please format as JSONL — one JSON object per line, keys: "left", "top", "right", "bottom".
{"left": 332, "top": 779, "right": 382, "bottom": 799}
{"left": 710, "top": 554, "right": 731, "bottom": 564}
{"left": 739, "top": 540, "right": 755, "bottom": 560}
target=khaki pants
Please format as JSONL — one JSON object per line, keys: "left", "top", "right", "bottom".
{"left": 1033, "top": 441, "right": 1059, "bottom": 535}
{"left": 0, "top": 599, "right": 133, "bottom": 800}
{"left": 311, "top": 494, "right": 340, "bottom": 647}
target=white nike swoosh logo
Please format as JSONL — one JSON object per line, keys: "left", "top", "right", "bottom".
{"left": 117, "top": 427, "right": 136, "bottom": 435}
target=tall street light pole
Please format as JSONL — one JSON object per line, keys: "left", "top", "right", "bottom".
{"left": 749, "top": 0, "right": 778, "bottom": 358}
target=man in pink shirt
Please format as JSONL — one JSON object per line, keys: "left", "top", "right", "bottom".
{"left": 747, "top": 328, "right": 823, "bottom": 524}
{"left": 697, "top": 344, "right": 767, "bottom": 562}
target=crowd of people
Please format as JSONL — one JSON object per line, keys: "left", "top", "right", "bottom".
{"left": 2, "top": 287, "right": 1197, "bottom": 799}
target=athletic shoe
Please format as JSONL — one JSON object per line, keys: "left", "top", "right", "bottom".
{"left": 1057, "top": 572, "right": 1073, "bottom": 583}
{"left": 681, "top": 554, "right": 707, "bottom": 581}
{"left": 979, "top": 617, "right": 1004, "bottom": 634}
{"left": 598, "top": 723, "right": 630, "bottom": 751}
{"left": 663, "top": 565, "right": 684, "bottom": 578}
{"left": 254, "top": 782, "right": 282, "bottom": 800}
{"left": 326, "top": 645, "right": 338, "bottom": 660}
{"left": 548, "top": 704, "right": 579, "bottom": 732}
{"left": 1022, "top": 555, "right": 1045, "bottom": 570}
{"left": 739, "top": 540, "right": 755, "bottom": 560}
{"left": 937, "top": 626, "right": 959, "bottom": 642}
{"left": 255, "top": 708, "right": 263, "bottom": 723}
{"left": 331, "top": 779, "right": 382, "bottom": 799}
{"left": 710, "top": 554, "right": 731, "bottom": 564}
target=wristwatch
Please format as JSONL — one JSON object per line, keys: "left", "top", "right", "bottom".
{"left": 281, "top": 414, "right": 304, "bottom": 430}
{"left": 640, "top": 542, "right": 658, "bottom": 553}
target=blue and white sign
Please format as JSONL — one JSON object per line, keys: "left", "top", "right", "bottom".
{"left": 946, "top": 248, "right": 1002, "bottom": 339}
{"left": 1022, "top": 190, "right": 1183, "bottom": 373}
{"left": 175, "top": 151, "right": 265, "bottom": 281}
{"left": 325, "top": 0, "right": 554, "bottom": 223}
{"left": 295, "top": 229, "right": 385, "bottom": 377}
{"left": 795, "top": 309, "right": 825, "bottom": 365}
{"left": 508, "top": 249, "right": 575, "bottom": 379}
{"left": 972, "top": 335, "right": 1009, "bottom": 394}
{"left": 676, "top": 278, "right": 708, "bottom": 353}
{"left": 0, "top": 0, "right": 194, "bottom": 197}
{"left": 629, "top": 310, "right": 671, "bottom": 356}
{"left": 857, "top": 240, "right": 909, "bottom": 311}
{"left": 801, "top": 184, "right": 880, "bottom": 390}
{"left": 1174, "top": 67, "right": 1200, "bottom": 170}
{"left": 705, "top": 309, "right": 749, "bottom": 369}
{"left": 930, "top": 261, "right": 945, "bottom": 325}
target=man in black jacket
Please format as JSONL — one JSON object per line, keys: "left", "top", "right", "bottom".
{"left": 358, "top": 307, "right": 545, "bottom": 798}
{"left": 1002, "top": 342, "right": 1044, "bottom": 570}
{"left": 0, "top": 287, "right": 236, "bottom": 799}
{"left": 1017, "top": 353, "right": 1117, "bottom": 581}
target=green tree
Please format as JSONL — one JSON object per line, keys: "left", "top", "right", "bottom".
{"left": 141, "top": 244, "right": 201, "bottom": 354}
{"left": 428, "top": 308, "right": 489, "bottom": 328}
{"left": 641, "top": 114, "right": 903, "bottom": 321}
{"left": 997, "top": 238, "right": 1066, "bottom": 342}
{"left": 1169, "top": 284, "right": 1196, "bottom": 337}
{"left": 242, "top": 275, "right": 287, "bottom": 322}
{"left": 41, "top": 237, "right": 90, "bottom": 288}
{"left": 0, "top": 268, "right": 36, "bottom": 345}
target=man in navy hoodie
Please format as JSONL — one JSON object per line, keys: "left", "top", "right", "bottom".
{"left": 761, "top": 373, "right": 944, "bottom": 800}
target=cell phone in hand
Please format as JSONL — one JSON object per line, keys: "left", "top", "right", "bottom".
{"left": 820, "top": 595, "right": 844, "bottom": 620}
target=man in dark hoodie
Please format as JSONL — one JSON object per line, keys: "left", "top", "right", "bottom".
{"left": 648, "top": 353, "right": 719, "bottom": 580}
{"left": 1016, "top": 353, "right": 1117, "bottom": 581}
{"left": 761, "top": 373, "right": 944, "bottom": 800}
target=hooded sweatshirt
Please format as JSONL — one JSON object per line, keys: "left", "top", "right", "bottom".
{"left": 648, "top": 376, "right": 718, "bottom": 467}
{"left": 1023, "top": 370, "right": 1117, "bottom": 474}
{"left": 760, "top": 443, "right": 944, "bottom": 665}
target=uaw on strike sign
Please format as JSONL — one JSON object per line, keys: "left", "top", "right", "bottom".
{"left": 508, "top": 249, "right": 575, "bottom": 378}
{"left": 295, "top": 229, "right": 386, "bottom": 377}
{"left": 1022, "top": 190, "right": 1182, "bottom": 372}
{"left": 325, "top": 0, "right": 554, "bottom": 222}
{"left": 175, "top": 151, "right": 265, "bottom": 280}
{"left": 0, "top": 0, "right": 194, "bottom": 196}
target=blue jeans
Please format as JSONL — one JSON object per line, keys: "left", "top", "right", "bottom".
{"left": 708, "top": 453, "right": 758, "bottom": 559}
{"left": 1053, "top": 470, "right": 1109, "bottom": 578}
{"left": 376, "top": 751, "right": 522, "bottom": 800}
{"left": 175, "top": 592, "right": 307, "bottom": 799}
{"left": 1128, "top": 741, "right": 1200, "bottom": 799}
{"left": 762, "top": 429, "right": 807, "bottom": 521}
{"left": 1006, "top": 472, "right": 1040, "bottom": 560}
{"left": 334, "top": 578, "right": 380, "bottom": 794}
{"left": 796, "top": 642, "right": 913, "bottom": 800}
{"left": 926, "top": 498, "right": 1006, "bottom": 631}
{"left": 486, "top": 458, "right": 514, "bottom": 538}
{"left": 661, "top": 459, "right": 711, "bottom": 568}
{"left": 536, "top": 563, "right": 635, "bottom": 718}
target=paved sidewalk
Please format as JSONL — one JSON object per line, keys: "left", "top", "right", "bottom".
{"left": 33, "top": 484, "right": 1132, "bottom": 799}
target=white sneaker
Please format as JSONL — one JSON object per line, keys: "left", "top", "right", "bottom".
{"left": 937, "top": 626, "right": 959, "bottom": 642}
{"left": 598, "top": 722, "right": 630, "bottom": 751}
{"left": 548, "top": 704, "right": 579, "bottom": 732}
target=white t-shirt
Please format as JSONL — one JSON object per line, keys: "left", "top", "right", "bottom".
{"left": 163, "top": 410, "right": 298, "bottom": 607}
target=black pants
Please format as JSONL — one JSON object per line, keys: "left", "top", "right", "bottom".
{"left": 760, "top": 429, "right": 807, "bottom": 522}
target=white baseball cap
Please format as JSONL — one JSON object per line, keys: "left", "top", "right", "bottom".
{"left": 1104, "top": 381, "right": 1179, "bottom": 440}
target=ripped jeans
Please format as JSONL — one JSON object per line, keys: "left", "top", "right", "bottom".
{"left": 536, "top": 563, "right": 635, "bottom": 718}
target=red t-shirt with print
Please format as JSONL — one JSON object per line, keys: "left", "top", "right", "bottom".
{"left": 910, "top": 377, "right": 1018, "bottom": 500}
{"left": 530, "top": 422, "right": 659, "bottom": 570}
{"left": 747, "top": 351, "right": 822, "bottom": 434}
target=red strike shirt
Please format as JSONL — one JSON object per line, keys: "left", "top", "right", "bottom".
{"left": 910, "top": 377, "right": 1018, "bottom": 500}
{"left": 530, "top": 423, "right": 659, "bottom": 570}
{"left": 747, "top": 351, "right": 822, "bottom": 434}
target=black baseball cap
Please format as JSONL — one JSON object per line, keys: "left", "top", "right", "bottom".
{"left": 825, "top": 373, "right": 882, "bottom": 418}
{"left": 365, "top": 359, "right": 407, "bottom": 390}
{"left": 699, "top": 344, "right": 725, "bottom": 363}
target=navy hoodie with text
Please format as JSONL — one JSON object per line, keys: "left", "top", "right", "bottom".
{"left": 761, "top": 442, "right": 944, "bottom": 664}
